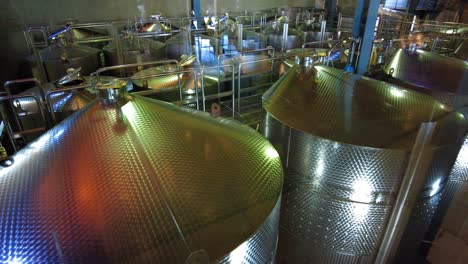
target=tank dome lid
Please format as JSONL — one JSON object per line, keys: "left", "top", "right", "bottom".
{"left": 383, "top": 49, "right": 468, "bottom": 95}
{"left": 0, "top": 94, "right": 283, "bottom": 263}
{"left": 263, "top": 64, "right": 466, "bottom": 149}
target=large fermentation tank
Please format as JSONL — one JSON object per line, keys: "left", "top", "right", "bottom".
{"left": 103, "top": 37, "right": 165, "bottom": 67}
{"left": 263, "top": 64, "right": 466, "bottom": 262}
{"left": 165, "top": 31, "right": 194, "bottom": 60}
{"left": 0, "top": 88, "right": 283, "bottom": 263}
{"left": 263, "top": 22, "right": 304, "bottom": 51}
{"left": 299, "top": 20, "right": 332, "bottom": 43}
{"left": 165, "top": 31, "right": 221, "bottom": 65}
{"left": 383, "top": 49, "right": 468, "bottom": 110}
{"left": 7, "top": 73, "right": 98, "bottom": 122}
{"left": 131, "top": 64, "right": 218, "bottom": 104}
{"left": 382, "top": 49, "right": 468, "bottom": 261}
{"left": 27, "top": 42, "right": 101, "bottom": 82}
{"left": 1, "top": 72, "right": 97, "bottom": 150}
{"left": 219, "top": 29, "right": 268, "bottom": 52}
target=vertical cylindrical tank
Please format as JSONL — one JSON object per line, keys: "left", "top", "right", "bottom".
{"left": 263, "top": 64, "right": 466, "bottom": 262}
{"left": 382, "top": 49, "right": 468, "bottom": 261}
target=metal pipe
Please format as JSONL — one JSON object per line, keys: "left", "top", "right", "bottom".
{"left": 193, "top": 72, "right": 199, "bottom": 110}
{"left": 237, "top": 23, "right": 244, "bottom": 52}
{"left": 375, "top": 122, "right": 436, "bottom": 263}
{"left": 281, "top": 22, "right": 289, "bottom": 52}
{"left": 320, "top": 21, "right": 327, "bottom": 42}
{"left": 337, "top": 13, "right": 343, "bottom": 39}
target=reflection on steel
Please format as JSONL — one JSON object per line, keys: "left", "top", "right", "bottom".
{"left": 383, "top": 49, "right": 468, "bottom": 182}
{"left": 384, "top": 49, "right": 468, "bottom": 99}
{"left": 263, "top": 64, "right": 466, "bottom": 262}
{"left": 0, "top": 93, "right": 283, "bottom": 263}
{"left": 45, "top": 84, "right": 96, "bottom": 124}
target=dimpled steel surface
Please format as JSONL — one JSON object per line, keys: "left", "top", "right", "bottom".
{"left": 13, "top": 84, "right": 95, "bottom": 117}
{"left": 131, "top": 67, "right": 217, "bottom": 94}
{"left": 383, "top": 49, "right": 468, "bottom": 96}
{"left": 264, "top": 65, "right": 465, "bottom": 149}
{"left": 263, "top": 65, "right": 467, "bottom": 263}
{"left": 0, "top": 95, "right": 283, "bottom": 263}
{"left": 383, "top": 50, "right": 468, "bottom": 260}
{"left": 451, "top": 138, "right": 468, "bottom": 182}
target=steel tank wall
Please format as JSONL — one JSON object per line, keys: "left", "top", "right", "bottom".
{"left": 265, "top": 113, "right": 464, "bottom": 262}
{"left": 218, "top": 198, "right": 281, "bottom": 263}
{"left": 262, "top": 65, "right": 466, "bottom": 263}
{"left": 265, "top": 113, "right": 399, "bottom": 262}
{"left": 382, "top": 49, "right": 468, "bottom": 262}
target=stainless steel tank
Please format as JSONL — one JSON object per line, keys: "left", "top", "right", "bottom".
{"left": 220, "top": 29, "right": 268, "bottom": 52}
{"left": 103, "top": 37, "right": 165, "bottom": 67}
{"left": 383, "top": 49, "right": 468, "bottom": 116}
{"left": 263, "top": 22, "right": 304, "bottom": 51}
{"left": 0, "top": 87, "right": 283, "bottom": 263}
{"left": 220, "top": 53, "right": 272, "bottom": 76}
{"left": 6, "top": 71, "right": 98, "bottom": 123}
{"left": 130, "top": 64, "right": 218, "bottom": 104}
{"left": 280, "top": 47, "right": 348, "bottom": 71}
{"left": 138, "top": 17, "right": 174, "bottom": 34}
{"left": 165, "top": 31, "right": 221, "bottom": 65}
{"left": 382, "top": 49, "right": 468, "bottom": 261}
{"left": 266, "top": 31, "right": 303, "bottom": 51}
{"left": 263, "top": 64, "right": 466, "bottom": 262}
{"left": 0, "top": 71, "right": 98, "bottom": 153}
{"left": 27, "top": 42, "right": 101, "bottom": 82}
{"left": 299, "top": 20, "right": 333, "bottom": 43}
{"left": 166, "top": 31, "right": 193, "bottom": 60}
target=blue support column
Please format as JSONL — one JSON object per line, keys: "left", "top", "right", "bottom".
{"left": 352, "top": 0, "right": 366, "bottom": 38}
{"left": 355, "top": 0, "right": 380, "bottom": 75}
{"left": 192, "top": 0, "right": 201, "bottom": 18}
{"left": 344, "top": 0, "right": 365, "bottom": 72}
